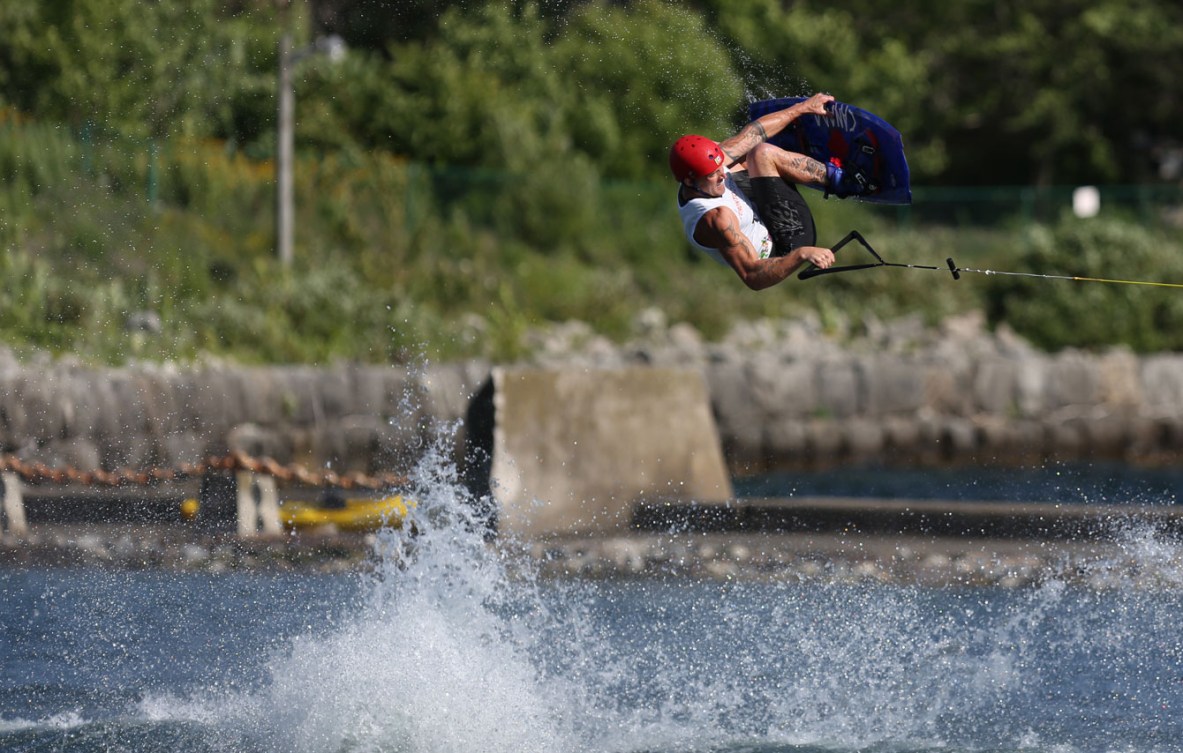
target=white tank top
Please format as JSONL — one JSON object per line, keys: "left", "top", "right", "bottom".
{"left": 677, "top": 170, "right": 773, "bottom": 266}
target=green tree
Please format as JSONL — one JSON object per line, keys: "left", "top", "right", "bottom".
{"left": 0, "top": 0, "right": 274, "bottom": 139}
{"left": 698, "top": 0, "right": 943, "bottom": 179}
{"left": 700, "top": 0, "right": 1183, "bottom": 185}
{"left": 985, "top": 218, "right": 1183, "bottom": 352}
{"left": 359, "top": 2, "right": 572, "bottom": 169}
{"left": 551, "top": 0, "right": 743, "bottom": 180}
{"left": 827, "top": 0, "right": 1183, "bottom": 185}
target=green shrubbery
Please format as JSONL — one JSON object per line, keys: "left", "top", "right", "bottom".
{"left": 5, "top": 112, "right": 1183, "bottom": 365}
{"left": 984, "top": 219, "right": 1183, "bottom": 352}
{"left": 2, "top": 1, "right": 1182, "bottom": 364}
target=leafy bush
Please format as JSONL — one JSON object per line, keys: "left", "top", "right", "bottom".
{"left": 4, "top": 0, "right": 1183, "bottom": 365}
{"left": 984, "top": 218, "right": 1183, "bottom": 352}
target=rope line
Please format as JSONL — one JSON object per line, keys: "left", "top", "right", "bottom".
{"left": 953, "top": 266, "right": 1183, "bottom": 290}
{"left": 797, "top": 230, "right": 1183, "bottom": 290}
{"left": 0, "top": 451, "right": 407, "bottom": 490}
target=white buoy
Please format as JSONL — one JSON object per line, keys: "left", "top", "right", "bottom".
{"left": 1073, "top": 185, "right": 1101, "bottom": 218}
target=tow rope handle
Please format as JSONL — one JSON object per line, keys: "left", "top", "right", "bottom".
{"left": 800, "top": 236, "right": 1183, "bottom": 289}
{"left": 798, "top": 230, "right": 942, "bottom": 280}
{"left": 797, "top": 230, "right": 886, "bottom": 280}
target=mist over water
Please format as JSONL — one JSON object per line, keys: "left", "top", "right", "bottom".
{"left": 4, "top": 431, "right": 1183, "bottom": 752}
{"left": 189, "top": 444, "right": 1183, "bottom": 751}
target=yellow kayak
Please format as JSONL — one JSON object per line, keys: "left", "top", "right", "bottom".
{"left": 280, "top": 493, "right": 411, "bottom": 532}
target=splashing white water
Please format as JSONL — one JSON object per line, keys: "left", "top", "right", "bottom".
{"left": 153, "top": 430, "right": 1183, "bottom": 753}
{"left": 221, "top": 432, "right": 579, "bottom": 753}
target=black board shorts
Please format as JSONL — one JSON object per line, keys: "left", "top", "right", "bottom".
{"left": 731, "top": 171, "right": 817, "bottom": 257}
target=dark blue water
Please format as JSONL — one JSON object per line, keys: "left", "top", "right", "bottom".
{"left": 4, "top": 455, "right": 1183, "bottom": 752}
{"left": 4, "top": 545, "right": 1183, "bottom": 752}
{"left": 0, "top": 569, "right": 362, "bottom": 728}
{"left": 736, "top": 461, "right": 1183, "bottom": 505}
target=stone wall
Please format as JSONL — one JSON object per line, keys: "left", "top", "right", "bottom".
{"left": 703, "top": 327, "right": 1183, "bottom": 470}
{"left": 519, "top": 312, "right": 1183, "bottom": 471}
{"left": 1, "top": 312, "right": 1182, "bottom": 478}
{"left": 488, "top": 367, "right": 732, "bottom": 538}
{"left": 0, "top": 350, "right": 490, "bottom": 475}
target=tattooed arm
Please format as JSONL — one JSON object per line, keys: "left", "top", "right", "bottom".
{"left": 719, "top": 92, "right": 834, "bottom": 166}
{"left": 694, "top": 206, "right": 834, "bottom": 291}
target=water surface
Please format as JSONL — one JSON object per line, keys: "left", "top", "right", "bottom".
{"left": 4, "top": 459, "right": 1183, "bottom": 752}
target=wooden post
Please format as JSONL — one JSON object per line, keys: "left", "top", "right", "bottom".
{"left": 235, "top": 471, "right": 283, "bottom": 537}
{"left": 235, "top": 471, "right": 260, "bottom": 537}
{"left": 255, "top": 474, "right": 283, "bottom": 535}
{"left": 1, "top": 472, "right": 28, "bottom": 536}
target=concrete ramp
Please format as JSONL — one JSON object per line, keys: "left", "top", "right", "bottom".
{"left": 489, "top": 367, "right": 733, "bottom": 538}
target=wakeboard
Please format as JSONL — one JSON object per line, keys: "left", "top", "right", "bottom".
{"left": 748, "top": 97, "right": 912, "bottom": 205}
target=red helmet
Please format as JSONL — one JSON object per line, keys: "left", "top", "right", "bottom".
{"left": 669, "top": 135, "right": 725, "bottom": 181}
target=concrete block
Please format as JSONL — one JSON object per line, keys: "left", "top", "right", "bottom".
{"left": 843, "top": 417, "right": 885, "bottom": 459}
{"left": 703, "top": 360, "right": 765, "bottom": 460}
{"left": 162, "top": 431, "right": 210, "bottom": 467}
{"left": 1046, "top": 351, "right": 1101, "bottom": 409}
{"left": 236, "top": 368, "right": 285, "bottom": 426}
{"left": 39, "top": 437, "right": 102, "bottom": 470}
{"left": 805, "top": 418, "right": 844, "bottom": 458}
{"left": 815, "top": 360, "right": 860, "bottom": 419}
{"left": 109, "top": 372, "right": 150, "bottom": 435}
{"left": 489, "top": 367, "right": 733, "bottom": 538}
{"left": 420, "top": 363, "right": 482, "bottom": 423}
{"left": 273, "top": 367, "right": 318, "bottom": 425}
{"left": 17, "top": 371, "right": 65, "bottom": 441}
{"left": 973, "top": 358, "right": 1018, "bottom": 415}
{"left": 348, "top": 365, "right": 390, "bottom": 416}
{"left": 1141, "top": 355, "right": 1183, "bottom": 417}
{"left": 764, "top": 418, "right": 808, "bottom": 458}
{"left": 191, "top": 370, "right": 240, "bottom": 435}
{"left": 136, "top": 371, "right": 179, "bottom": 438}
{"left": 64, "top": 370, "right": 102, "bottom": 438}
{"left": 747, "top": 353, "right": 814, "bottom": 418}
{"left": 862, "top": 356, "right": 926, "bottom": 416}
{"left": 170, "top": 372, "right": 202, "bottom": 433}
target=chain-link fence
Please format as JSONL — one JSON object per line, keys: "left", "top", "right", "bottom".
{"left": 5, "top": 117, "right": 1183, "bottom": 247}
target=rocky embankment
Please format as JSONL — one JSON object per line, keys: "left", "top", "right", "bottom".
{"left": 524, "top": 310, "right": 1183, "bottom": 470}
{"left": 5, "top": 311, "right": 1183, "bottom": 581}
{"left": 523, "top": 530, "right": 1183, "bottom": 589}
{"left": 8, "top": 522, "right": 1182, "bottom": 589}
{"left": 1, "top": 311, "right": 1182, "bottom": 476}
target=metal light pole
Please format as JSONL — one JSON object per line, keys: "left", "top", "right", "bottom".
{"left": 277, "top": 33, "right": 296, "bottom": 267}
{"left": 276, "top": 33, "right": 346, "bottom": 267}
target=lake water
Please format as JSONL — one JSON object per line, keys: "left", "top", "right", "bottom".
{"left": 735, "top": 460, "right": 1183, "bottom": 506}
{"left": 4, "top": 452, "right": 1183, "bottom": 752}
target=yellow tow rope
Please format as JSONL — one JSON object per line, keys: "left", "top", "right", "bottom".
{"left": 950, "top": 261, "right": 1183, "bottom": 290}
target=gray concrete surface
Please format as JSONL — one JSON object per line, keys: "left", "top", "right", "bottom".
{"left": 489, "top": 367, "right": 732, "bottom": 538}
